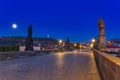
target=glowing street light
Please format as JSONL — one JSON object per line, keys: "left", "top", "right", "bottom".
{"left": 59, "top": 40, "right": 63, "bottom": 45}
{"left": 80, "top": 45, "right": 82, "bottom": 48}
{"left": 58, "top": 40, "right": 63, "bottom": 51}
{"left": 92, "top": 38, "right": 96, "bottom": 43}
{"left": 74, "top": 43, "right": 77, "bottom": 47}
{"left": 90, "top": 43, "right": 94, "bottom": 48}
{"left": 91, "top": 38, "right": 96, "bottom": 49}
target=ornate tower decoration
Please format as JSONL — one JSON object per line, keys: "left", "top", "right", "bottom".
{"left": 25, "top": 25, "right": 34, "bottom": 51}
{"left": 97, "top": 18, "right": 106, "bottom": 51}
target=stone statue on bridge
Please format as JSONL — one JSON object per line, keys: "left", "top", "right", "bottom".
{"left": 25, "top": 25, "right": 34, "bottom": 51}
{"left": 97, "top": 18, "right": 106, "bottom": 51}
{"left": 98, "top": 18, "right": 105, "bottom": 34}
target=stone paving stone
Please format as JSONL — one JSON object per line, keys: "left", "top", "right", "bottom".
{"left": 0, "top": 50, "right": 101, "bottom": 80}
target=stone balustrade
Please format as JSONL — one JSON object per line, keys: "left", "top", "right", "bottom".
{"left": 93, "top": 49, "right": 120, "bottom": 80}
{"left": 0, "top": 50, "right": 58, "bottom": 61}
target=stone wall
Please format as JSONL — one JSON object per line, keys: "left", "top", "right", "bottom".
{"left": 93, "top": 50, "right": 120, "bottom": 80}
{"left": 0, "top": 50, "right": 58, "bottom": 61}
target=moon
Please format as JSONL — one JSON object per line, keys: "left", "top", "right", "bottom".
{"left": 12, "top": 24, "right": 17, "bottom": 29}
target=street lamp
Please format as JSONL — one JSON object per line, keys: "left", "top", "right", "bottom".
{"left": 92, "top": 38, "right": 96, "bottom": 43}
{"left": 59, "top": 40, "right": 63, "bottom": 45}
{"left": 59, "top": 40, "right": 62, "bottom": 44}
{"left": 91, "top": 38, "right": 96, "bottom": 49}
{"left": 74, "top": 43, "right": 77, "bottom": 47}
{"left": 58, "top": 40, "right": 63, "bottom": 51}
{"left": 80, "top": 45, "right": 82, "bottom": 48}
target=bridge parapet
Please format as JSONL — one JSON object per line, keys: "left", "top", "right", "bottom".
{"left": 0, "top": 50, "right": 58, "bottom": 61}
{"left": 93, "top": 50, "right": 120, "bottom": 80}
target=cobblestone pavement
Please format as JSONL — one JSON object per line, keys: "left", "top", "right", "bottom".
{"left": 0, "top": 50, "right": 101, "bottom": 80}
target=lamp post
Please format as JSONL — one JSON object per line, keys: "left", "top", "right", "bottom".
{"left": 74, "top": 43, "right": 77, "bottom": 47}
{"left": 59, "top": 40, "right": 63, "bottom": 45}
{"left": 74, "top": 43, "right": 77, "bottom": 50}
{"left": 90, "top": 38, "right": 96, "bottom": 49}
{"left": 58, "top": 40, "right": 63, "bottom": 51}
{"left": 92, "top": 38, "right": 96, "bottom": 43}
{"left": 80, "top": 45, "right": 82, "bottom": 48}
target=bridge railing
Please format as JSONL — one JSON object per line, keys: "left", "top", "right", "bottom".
{"left": 0, "top": 50, "right": 59, "bottom": 61}
{"left": 93, "top": 49, "right": 120, "bottom": 80}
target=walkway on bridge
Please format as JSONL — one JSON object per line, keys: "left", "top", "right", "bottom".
{"left": 0, "top": 50, "right": 101, "bottom": 80}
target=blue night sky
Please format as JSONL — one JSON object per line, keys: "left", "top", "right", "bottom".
{"left": 0, "top": 0, "right": 120, "bottom": 42}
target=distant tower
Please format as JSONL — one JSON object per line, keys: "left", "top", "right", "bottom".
{"left": 97, "top": 18, "right": 106, "bottom": 51}
{"left": 25, "top": 25, "right": 34, "bottom": 51}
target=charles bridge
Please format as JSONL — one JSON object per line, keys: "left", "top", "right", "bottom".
{"left": 0, "top": 49, "right": 120, "bottom": 80}
{"left": 0, "top": 18, "right": 120, "bottom": 80}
